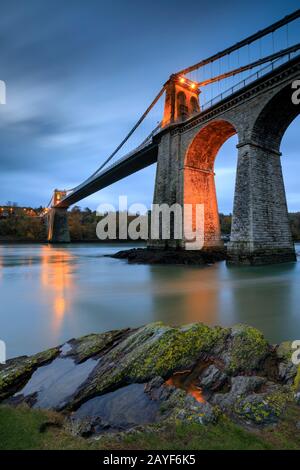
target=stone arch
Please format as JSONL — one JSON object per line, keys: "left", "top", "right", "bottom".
{"left": 184, "top": 119, "right": 237, "bottom": 248}
{"left": 251, "top": 83, "right": 300, "bottom": 152}
{"left": 190, "top": 96, "right": 200, "bottom": 114}
{"left": 177, "top": 91, "right": 188, "bottom": 121}
{"left": 228, "top": 83, "right": 299, "bottom": 265}
{"left": 185, "top": 120, "right": 237, "bottom": 170}
{"left": 177, "top": 90, "right": 187, "bottom": 105}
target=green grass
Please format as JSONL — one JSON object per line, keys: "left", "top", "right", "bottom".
{"left": 116, "top": 420, "right": 271, "bottom": 450}
{"left": 0, "top": 404, "right": 300, "bottom": 450}
{"left": 0, "top": 405, "right": 54, "bottom": 450}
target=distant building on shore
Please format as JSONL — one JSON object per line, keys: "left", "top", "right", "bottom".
{"left": 0, "top": 206, "right": 44, "bottom": 219}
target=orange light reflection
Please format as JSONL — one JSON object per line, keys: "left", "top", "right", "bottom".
{"left": 166, "top": 372, "right": 205, "bottom": 403}
{"left": 40, "top": 246, "right": 74, "bottom": 332}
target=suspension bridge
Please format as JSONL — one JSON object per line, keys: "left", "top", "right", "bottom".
{"left": 46, "top": 9, "right": 300, "bottom": 265}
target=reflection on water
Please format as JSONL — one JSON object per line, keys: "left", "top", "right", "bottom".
{"left": 40, "top": 246, "right": 75, "bottom": 332}
{"left": 74, "top": 383, "right": 160, "bottom": 432}
{"left": 0, "top": 243, "right": 300, "bottom": 358}
{"left": 14, "top": 354, "right": 98, "bottom": 410}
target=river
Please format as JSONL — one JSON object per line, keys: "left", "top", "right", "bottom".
{"left": 0, "top": 243, "right": 299, "bottom": 358}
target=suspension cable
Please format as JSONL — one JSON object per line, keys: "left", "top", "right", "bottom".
{"left": 66, "top": 86, "right": 166, "bottom": 192}
{"left": 197, "top": 42, "right": 300, "bottom": 87}
{"left": 176, "top": 9, "right": 300, "bottom": 75}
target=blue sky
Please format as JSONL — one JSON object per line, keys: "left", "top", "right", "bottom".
{"left": 0, "top": 0, "right": 299, "bottom": 213}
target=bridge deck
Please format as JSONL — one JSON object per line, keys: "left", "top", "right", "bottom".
{"left": 56, "top": 141, "right": 158, "bottom": 208}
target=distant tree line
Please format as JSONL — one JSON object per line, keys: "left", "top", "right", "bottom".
{"left": 0, "top": 206, "right": 300, "bottom": 242}
{"left": 68, "top": 206, "right": 142, "bottom": 241}
{"left": 219, "top": 212, "right": 300, "bottom": 241}
{"left": 219, "top": 214, "right": 232, "bottom": 236}
{"left": 0, "top": 211, "right": 46, "bottom": 241}
{"left": 0, "top": 206, "right": 143, "bottom": 242}
{"left": 289, "top": 213, "right": 300, "bottom": 241}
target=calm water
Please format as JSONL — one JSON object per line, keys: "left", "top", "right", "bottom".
{"left": 0, "top": 243, "right": 300, "bottom": 358}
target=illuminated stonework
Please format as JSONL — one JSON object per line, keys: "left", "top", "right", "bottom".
{"left": 184, "top": 120, "right": 236, "bottom": 248}
{"left": 162, "top": 75, "right": 200, "bottom": 127}
{"left": 53, "top": 189, "right": 67, "bottom": 207}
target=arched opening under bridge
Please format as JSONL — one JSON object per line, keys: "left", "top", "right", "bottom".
{"left": 184, "top": 119, "right": 237, "bottom": 248}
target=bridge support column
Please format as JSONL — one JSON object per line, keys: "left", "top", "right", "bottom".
{"left": 183, "top": 166, "right": 223, "bottom": 248}
{"left": 47, "top": 208, "right": 70, "bottom": 243}
{"left": 227, "top": 142, "right": 296, "bottom": 265}
{"left": 148, "top": 133, "right": 184, "bottom": 250}
{"left": 148, "top": 131, "right": 223, "bottom": 250}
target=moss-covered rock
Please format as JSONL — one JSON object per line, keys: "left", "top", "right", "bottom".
{"left": 2, "top": 321, "right": 299, "bottom": 430}
{"left": 234, "top": 390, "right": 291, "bottom": 425}
{"left": 70, "top": 322, "right": 229, "bottom": 408}
{"left": 0, "top": 347, "right": 59, "bottom": 401}
{"left": 171, "top": 395, "right": 219, "bottom": 426}
{"left": 225, "top": 324, "right": 270, "bottom": 374}
{"left": 276, "top": 341, "right": 300, "bottom": 392}
{"left": 66, "top": 328, "right": 130, "bottom": 363}
{"left": 127, "top": 323, "right": 228, "bottom": 379}
{"left": 212, "top": 375, "right": 266, "bottom": 409}
{"left": 294, "top": 367, "right": 300, "bottom": 392}
{"left": 277, "top": 341, "right": 294, "bottom": 362}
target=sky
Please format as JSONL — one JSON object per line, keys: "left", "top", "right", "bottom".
{"left": 0, "top": 0, "right": 299, "bottom": 213}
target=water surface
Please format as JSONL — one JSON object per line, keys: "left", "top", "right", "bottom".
{"left": 74, "top": 383, "right": 159, "bottom": 431}
{"left": 0, "top": 243, "right": 299, "bottom": 358}
{"left": 14, "top": 353, "right": 98, "bottom": 409}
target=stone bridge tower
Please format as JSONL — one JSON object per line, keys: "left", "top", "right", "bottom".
{"left": 46, "top": 190, "right": 70, "bottom": 243}
{"left": 162, "top": 75, "right": 200, "bottom": 126}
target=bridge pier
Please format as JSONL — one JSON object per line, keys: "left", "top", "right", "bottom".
{"left": 227, "top": 142, "right": 296, "bottom": 265}
{"left": 148, "top": 133, "right": 184, "bottom": 250}
{"left": 47, "top": 208, "right": 70, "bottom": 243}
{"left": 148, "top": 125, "right": 296, "bottom": 264}
{"left": 148, "top": 131, "right": 224, "bottom": 251}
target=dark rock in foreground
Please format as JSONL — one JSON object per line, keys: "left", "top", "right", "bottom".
{"left": 109, "top": 247, "right": 227, "bottom": 265}
{"left": 1, "top": 322, "right": 299, "bottom": 436}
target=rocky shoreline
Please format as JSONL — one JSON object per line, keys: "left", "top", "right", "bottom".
{"left": 108, "top": 247, "right": 227, "bottom": 265}
{"left": 1, "top": 322, "right": 299, "bottom": 439}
